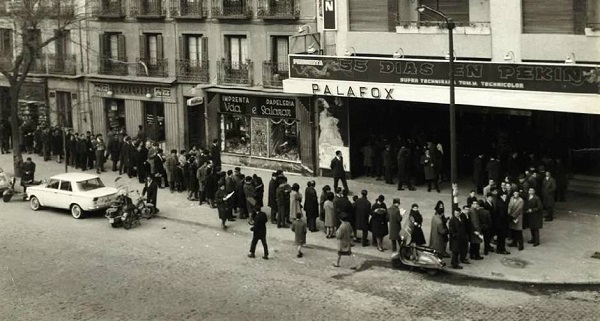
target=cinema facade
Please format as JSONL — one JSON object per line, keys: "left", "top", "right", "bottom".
{"left": 283, "top": 54, "right": 600, "bottom": 182}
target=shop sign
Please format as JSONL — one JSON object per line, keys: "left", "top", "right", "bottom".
{"left": 289, "top": 55, "right": 600, "bottom": 95}
{"left": 252, "top": 97, "right": 296, "bottom": 118}
{"left": 323, "top": 0, "right": 336, "bottom": 30}
{"left": 220, "top": 94, "right": 250, "bottom": 114}
{"left": 94, "top": 83, "right": 172, "bottom": 97}
{"left": 187, "top": 96, "right": 204, "bottom": 106}
{"left": 311, "top": 83, "right": 394, "bottom": 100}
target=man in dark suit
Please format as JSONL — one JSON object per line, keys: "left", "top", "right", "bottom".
{"left": 355, "top": 190, "right": 372, "bottom": 246}
{"left": 525, "top": 187, "right": 543, "bottom": 246}
{"left": 449, "top": 206, "right": 469, "bottom": 269}
{"left": 268, "top": 172, "right": 279, "bottom": 224}
{"left": 154, "top": 149, "right": 167, "bottom": 188}
{"left": 330, "top": 150, "right": 348, "bottom": 192}
{"left": 211, "top": 139, "right": 221, "bottom": 172}
{"left": 248, "top": 207, "right": 269, "bottom": 260}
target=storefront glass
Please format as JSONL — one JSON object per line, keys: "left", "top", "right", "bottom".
{"left": 269, "top": 119, "right": 299, "bottom": 161}
{"left": 221, "top": 114, "right": 250, "bottom": 154}
{"left": 145, "top": 102, "right": 166, "bottom": 142}
{"left": 105, "top": 99, "right": 125, "bottom": 132}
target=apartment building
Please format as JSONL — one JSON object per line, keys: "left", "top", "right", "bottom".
{"left": 284, "top": 0, "right": 600, "bottom": 178}
{"left": 0, "top": 0, "right": 88, "bottom": 133}
{"left": 88, "top": 0, "right": 318, "bottom": 172}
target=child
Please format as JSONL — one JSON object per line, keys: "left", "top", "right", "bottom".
{"left": 291, "top": 212, "right": 307, "bottom": 257}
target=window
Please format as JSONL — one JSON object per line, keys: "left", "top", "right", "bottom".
{"left": 109, "top": 34, "right": 119, "bottom": 59}
{"left": 47, "top": 179, "right": 60, "bottom": 189}
{"left": 522, "top": 0, "right": 588, "bottom": 34}
{"left": 271, "top": 36, "right": 289, "bottom": 66}
{"left": 54, "top": 30, "right": 71, "bottom": 57}
{"left": 105, "top": 99, "right": 125, "bottom": 133}
{"left": 0, "top": 29, "right": 12, "bottom": 56}
{"left": 419, "top": 0, "right": 469, "bottom": 23}
{"left": 226, "top": 35, "right": 248, "bottom": 69}
{"left": 56, "top": 91, "right": 73, "bottom": 128}
{"left": 269, "top": 119, "right": 299, "bottom": 161}
{"left": 182, "top": 34, "right": 206, "bottom": 67}
{"left": 144, "top": 102, "right": 165, "bottom": 142}
{"left": 59, "top": 181, "right": 72, "bottom": 192}
{"left": 349, "top": 0, "right": 389, "bottom": 31}
{"left": 141, "top": 33, "right": 164, "bottom": 65}
{"left": 76, "top": 178, "right": 105, "bottom": 191}
{"left": 221, "top": 114, "right": 250, "bottom": 154}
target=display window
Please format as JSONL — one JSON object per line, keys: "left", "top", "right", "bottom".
{"left": 221, "top": 114, "right": 251, "bottom": 154}
{"left": 105, "top": 99, "right": 125, "bottom": 132}
{"left": 145, "top": 102, "right": 166, "bottom": 142}
{"left": 269, "top": 119, "right": 299, "bottom": 161}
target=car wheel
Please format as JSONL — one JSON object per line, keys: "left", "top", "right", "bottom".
{"left": 70, "top": 204, "right": 84, "bottom": 219}
{"left": 29, "top": 196, "right": 41, "bottom": 211}
{"left": 111, "top": 222, "right": 120, "bottom": 228}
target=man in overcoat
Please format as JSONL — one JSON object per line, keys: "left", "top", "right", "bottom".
{"left": 397, "top": 144, "right": 415, "bottom": 191}
{"left": 448, "top": 207, "right": 469, "bottom": 269}
{"left": 354, "top": 190, "right": 372, "bottom": 247}
{"left": 268, "top": 172, "right": 279, "bottom": 224}
{"left": 472, "top": 154, "right": 485, "bottom": 194}
{"left": 468, "top": 202, "right": 483, "bottom": 260}
{"left": 304, "top": 180, "right": 319, "bottom": 232}
{"left": 276, "top": 176, "right": 291, "bottom": 228}
{"left": 541, "top": 171, "right": 557, "bottom": 221}
{"left": 524, "top": 187, "right": 543, "bottom": 246}
{"left": 387, "top": 198, "right": 403, "bottom": 252}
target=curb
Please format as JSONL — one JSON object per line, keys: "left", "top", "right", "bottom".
{"left": 156, "top": 214, "right": 600, "bottom": 286}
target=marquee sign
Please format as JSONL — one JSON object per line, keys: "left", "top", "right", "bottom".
{"left": 219, "top": 94, "right": 296, "bottom": 118}
{"left": 288, "top": 55, "right": 600, "bottom": 95}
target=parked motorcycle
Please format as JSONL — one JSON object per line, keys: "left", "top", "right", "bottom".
{"left": 2, "top": 177, "right": 42, "bottom": 202}
{"left": 105, "top": 189, "right": 141, "bottom": 230}
{"left": 391, "top": 241, "right": 445, "bottom": 275}
{"left": 135, "top": 192, "right": 157, "bottom": 220}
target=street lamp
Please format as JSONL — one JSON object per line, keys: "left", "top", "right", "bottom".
{"left": 417, "top": 4, "right": 458, "bottom": 208}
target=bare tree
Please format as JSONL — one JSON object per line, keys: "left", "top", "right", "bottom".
{"left": 0, "top": 0, "right": 87, "bottom": 176}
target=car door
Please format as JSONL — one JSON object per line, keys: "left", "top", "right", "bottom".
{"left": 56, "top": 180, "right": 74, "bottom": 210}
{"left": 41, "top": 179, "right": 60, "bottom": 207}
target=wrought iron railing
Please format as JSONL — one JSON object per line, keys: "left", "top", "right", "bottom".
{"left": 262, "top": 61, "right": 288, "bottom": 88}
{"left": 136, "top": 58, "right": 169, "bottom": 77}
{"left": 212, "top": 0, "right": 252, "bottom": 19}
{"left": 396, "top": 20, "right": 491, "bottom": 29}
{"left": 47, "top": 0, "right": 76, "bottom": 19}
{"left": 48, "top": 54, "right": 77, "bottom": 75}
{"left": 171, "top": 0, "right": 207, "bottom": 18}
{"left": 257, "top": 0, "right": 299, "bottom": 19}
{"left": 217, "top": 59, "right": 253, "bottom": 85}
{"left": 98, "top": 56, "right": 128, "bottom": 76}
{"left": 92, "top": 0, "right": 125, "bottom": 18}
{"left": 176, "top": 59, "right": 209, "bottom": 82}
{"left": 130, "top": 0, "right": 166, "bottom": 18}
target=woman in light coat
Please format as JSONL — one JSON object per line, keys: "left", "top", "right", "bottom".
{"left": 508, "top": 190, "right": 524, "bottom": 251}
{"left": 290, "top": 183, "right": 303, "bottom": 218}
{"left": 324, "top": 192, "right": 336, "bottom": 238}
{"left": 429, "top": 200, "right": 449, "bottom": 256}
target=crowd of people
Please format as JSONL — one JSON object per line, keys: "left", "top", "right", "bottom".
{"left": 8, "top": 125, "right": 569, "bottom": 269}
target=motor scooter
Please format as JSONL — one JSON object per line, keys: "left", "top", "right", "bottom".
{"left": 391, "top": 240, "right": 445, "bottom": 275}
{"left": 2, "top": 177, "right": 41, "bottom": 202}
{"left": 105, "top": 189, "right": 141, "bottom": 229}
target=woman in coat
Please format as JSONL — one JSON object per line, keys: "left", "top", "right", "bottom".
{"left": 508, "top": 190, "right": 524, "bottom": 251}
{"left": 408, "top": 203, "right": 426, "bottom": 246}
{"left": 429, "top": 200, "right": 449, "bottom": 256}
{"left": 387, "top": 198, "right": 403, "bottom": 252}
{"left": 304, "top": 181, "right": 319, "bottom": 232}
{"left": 215, "top": 184, "right": 232, "bottom": 229}
{"left": 289, "top": 183, "right": 303, "bottom": 218}
{"left": 370, "top": 195, "right": 389, "bottom": 252}
{"left": 319, "top": 185, "right": 332, "bottom": 223}
{"left": 253, "top": 174, "right": 264, "bottom": 209}
{"left": 421, "top": 149, "right": 439, "bottom": 193}
{"left": 323, "top": 192, "right": 336, "bottom": 238}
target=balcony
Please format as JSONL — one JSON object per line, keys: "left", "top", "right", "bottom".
{"left": 98, "top": 56, "right": 128, "bottom": 76}
{"left": 212, "top": 0, "right": 252, "bottom": 20}
{"left": 171, "top": 0, "right": 207, "bottom": 19}
{"left": 136, "top": 58, "right": 168, "bottom": 77}
{"left": 176, "top": 59, "right": 209, "bottom": 82}
{"left": 130, "top": 0, "right": 166, "bottom": 19}
{"left": 262, "top": 61, "right": 288, "bottom": 88}
{"left": 93, "top": 0, "right": 125, "bottom": 18}
{"left": 29, "top": 56, "right": 47, "bottom": 74}
{"left": 257, "top": 0, "right": 299, "bottom": 20}
{"left": 217, "top": 59, "right": 253, "bottom": 86}
{"left": 47, "top": 0, "right": 76, "bottom": 19}
{"left": 48, "top": 54, "right": 77, "bottom": 75}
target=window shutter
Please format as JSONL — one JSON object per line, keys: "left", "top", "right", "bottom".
{"left": 201, "top": 36, "right": 208, "bottom": 64}
{"left": 117, "top": 34, "right": 126, "bottom": 61}
{"left": 420, "top": 0, "right": 469, "bottom": 22}
{"left": 522, "top": 0, "right": 585, "bottom": 34}
{"left": 349, "top": 0, "right": 389, "bottom": 31}
{"left": 139, "top": 34, "right": 147, "bottom": 60}
{"left": 223, "top": 36, "right": 231, "bottom": 62}
{"left": 178, "top": 36, "right": 185, "bottom": 59}
{"left": 156, "top": 34, "right": 164, "bottom": 61}
{"left": 99, "top": 34, "right": 106, "bottom": 58}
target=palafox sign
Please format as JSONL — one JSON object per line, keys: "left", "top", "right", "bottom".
{"left": 288, "top": 55, "right": 600, "bottom": 95}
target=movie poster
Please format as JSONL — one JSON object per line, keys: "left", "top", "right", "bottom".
{"left": 317, "top": 97, "right": 350, "bottom": 171}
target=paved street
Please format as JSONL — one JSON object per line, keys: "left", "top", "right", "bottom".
{"left": 1, "top": 181, "right": 600, "bottom": 320}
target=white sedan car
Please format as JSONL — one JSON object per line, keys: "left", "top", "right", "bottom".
{"left": 26, "top": 173, "right": 118, "bottom": 219}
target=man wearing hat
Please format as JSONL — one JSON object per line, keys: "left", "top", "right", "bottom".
{"left": 355, "top": 190, "right": 372, "bottom": 247}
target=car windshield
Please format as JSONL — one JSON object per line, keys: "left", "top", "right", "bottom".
{"left": 76, "top": 178, "right": 105, "bottom": 191}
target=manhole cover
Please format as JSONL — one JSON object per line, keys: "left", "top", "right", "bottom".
{"left": 500, "top": 257, "right": 530, "bottom": 269}
{"left": 591, "top": 252, "right": 600, "bottom": 259}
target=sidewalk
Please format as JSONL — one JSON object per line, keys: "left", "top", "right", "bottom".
{"left": 2, "top": 153, "right": 599, "bottom": 284}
